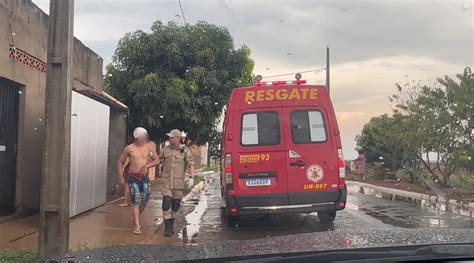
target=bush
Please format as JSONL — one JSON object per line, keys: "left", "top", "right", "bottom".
{"left": 366, "top": 163, "right": 386, "bottom": 180}
{"left": 345, "top": 161, "right": 355, "bottom": 180}
{"left": 449, "top": 169, "right": 474, "bottom": 190}
{"left": 395, "top": 168, "right": 420, "bottom": 183}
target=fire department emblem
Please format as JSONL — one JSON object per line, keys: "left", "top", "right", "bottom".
{"left": 306, "top": 164, "right": 324, "bottom": 182}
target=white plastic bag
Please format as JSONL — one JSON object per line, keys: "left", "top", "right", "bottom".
{"left": 185, "top": 176, "right": 194, "bottom": 189}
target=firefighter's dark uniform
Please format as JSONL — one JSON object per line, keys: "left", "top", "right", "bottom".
{"left": 158, "top": 143, "right": 194, "bottom": 236}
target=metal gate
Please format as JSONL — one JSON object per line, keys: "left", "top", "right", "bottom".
{"left": 70, "top": 91, "right": 110, "bottom": 217}
{"left": 0, "top": 78, "right": 20, "bottom": 215}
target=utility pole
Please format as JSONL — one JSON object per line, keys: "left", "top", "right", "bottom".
{"left": 38, "top": 0, "right": 74, "bottom": 258}
{"left": 326, "top": 46, "right": 330, "bottom": 94}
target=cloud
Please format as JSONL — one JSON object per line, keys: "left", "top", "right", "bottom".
{"left": 255, "top": 54, "right": 468, "bottom": 158}
{"left": 331, "top": 56, "right": 464, "bottom": 158}
{"left": 34, "top": 0, "right": 473, "bottom": 67}
{"left": 31, "top": 0, "right": 472, "bottom": 159}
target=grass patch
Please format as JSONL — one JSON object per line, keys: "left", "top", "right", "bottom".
{"left": 366, "top": 163, "right": 386, "bottom": 180}
{"left": 201, "top": 164, "right": 219, "bottom": 172}
{"left": 193, "top": 175, "right": 205, "bottom": 186}
{"left": 0, "top": 248, "right": 37, "bottom": 262}
{"left": 449, "top": 170, "right": 474, "bottom": 190}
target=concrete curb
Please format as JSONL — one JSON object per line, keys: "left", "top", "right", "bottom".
{"left": 347, "top": 180, "right": 474, "bottom": 218}
{"left": 347, "top": 181, "right": 430, "bottom": 200}
{"left": 0, "top": 210, "right": 24, "bottom": 224}
{"left": 183, "top": 181, "right": 207, "bottom": 202}
{"left": 182, "top": 171, "right": 216, "bottom": 201}
{"left": 199, "top": 171, "right": 216, "bottom": 175}
{"left": 105, "top": 197, "right": 125, "bottom": 205}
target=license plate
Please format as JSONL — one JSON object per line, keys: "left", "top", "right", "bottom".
{"left": 246, "top": 178, "right": 271, "bottom": 187}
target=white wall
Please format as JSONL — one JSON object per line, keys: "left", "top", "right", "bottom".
{"left": 70, "top": 91, "right": 110, "bottom": 217}
{"left": 201, "top": 144, "right": 208, "bottom": 166}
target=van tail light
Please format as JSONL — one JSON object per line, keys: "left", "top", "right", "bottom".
{"left": 337, "top": 149, "right": 345, "bottom": 178}
{"left": 225, "top": 154, "right": 233, "bottom": 185}
{"left": 338, "top": 178, "right": 345, "bottom": 190}
{"left": 337, "top": 148, "right": 346, "bottom": 189}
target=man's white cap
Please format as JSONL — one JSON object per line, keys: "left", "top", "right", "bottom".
{"left": 181, "top": 131, "right": 187, "bottom": 137}
{"left": 133, "top": 127, "right": 148, "bottom": 139}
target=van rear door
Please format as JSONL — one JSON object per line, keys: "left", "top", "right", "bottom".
{"left": 233, "top": 108, "right": 288, "bottom": 207}
{"left": 282, "top": 107, "right": 339, "bottom": 205}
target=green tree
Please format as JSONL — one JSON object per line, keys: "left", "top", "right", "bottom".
{"left": 356, "top": 114, "right": 418, "bottom": 177}
{"left": 412, "top": 68, "right": 472, "bottom": 186}
{"left": 390, "top": 67, "right": 473, "bottom": 186}
{"left": 437, "top": 67, "right": 473, "bottom": 172}
{"left": 104, "top": 21, "right": 254, "bottom": 144}
{"left": 208, "top": 129, "right": 222, "bottom": 155}
{"left": 206, "top": 128, "right": 222, "bottom": 167}
{"left": 388, "top": 78, "right": 428, "bottom": 181}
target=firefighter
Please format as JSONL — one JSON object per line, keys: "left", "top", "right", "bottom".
{"left": 158, "top": 129, "right": 195, "bottom": 236}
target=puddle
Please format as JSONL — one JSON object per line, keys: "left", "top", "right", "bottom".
{"left": 348, "top": 184, "right": 474, "bottom": 219}
{"left": 179, "top": 184, "right": 209, "bottom": 243}
{"left": 347, "top": 190, "right": 474, "bottom": 229}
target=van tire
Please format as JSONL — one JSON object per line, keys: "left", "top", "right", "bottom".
{"left": 224, "top": 211, "right": 240, "bottom": 227}
{"left": 318, "top": 210, "right": 336, "bottom": 223}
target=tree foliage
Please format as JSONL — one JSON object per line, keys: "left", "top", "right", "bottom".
{"left": 357, "top": 67, "right": 473, "bottom": 187}
{"left": 208, "top": 129, "right": 222, "bottom": 157}
{"left": 104, "top": 21, "right": 254, "bottom": 144}
{"left": 356, "top": 114, "right": 419, "bottom": 175}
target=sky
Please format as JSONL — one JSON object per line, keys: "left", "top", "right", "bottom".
{"left": 33, "top": 0, "right": 473, "bottom": 159}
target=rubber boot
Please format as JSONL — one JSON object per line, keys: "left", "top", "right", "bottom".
{"left": 163, "top": 219, "right": 172, "bottom": 237}
{"left": 170, "top": 218, "right": 175, "bottom": 234}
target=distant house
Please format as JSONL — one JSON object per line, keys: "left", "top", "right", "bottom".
{"left": 0, "top": 0, "right": 128, "bottom": 220}
{"left": 191, "top": 144, "right": 208, "bottom": 167}
{"left": 160, "top": 141, "right": 207, "bottom": 168}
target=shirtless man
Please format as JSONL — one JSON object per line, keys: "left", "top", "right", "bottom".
{"left": 117, "top": 157, "right": 131, "bottom": 207}
{"left": 118, "top": 139, "right": 156, "bottom": 207}
{"left": 117, "top": 127, "right": 160, "bottom": 234}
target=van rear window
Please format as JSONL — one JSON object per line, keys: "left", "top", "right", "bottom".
{"left": 291, "top": 110, "right": 327, "bottom": 143}
{"left": 241, "top": 112, "right": 280, "bottom": 146}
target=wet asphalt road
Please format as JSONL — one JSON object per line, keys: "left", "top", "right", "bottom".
{"left": 45, "top": 172, "right": 474, "bottom": 261}
{"left": 179, "top": 172, "right": 474, "bottom": 244}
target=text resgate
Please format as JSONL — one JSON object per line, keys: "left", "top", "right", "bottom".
{"left": 244, "top": 88, "right": 318, "bottom": 103}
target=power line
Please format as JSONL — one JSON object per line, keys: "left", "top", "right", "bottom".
{"left": 178, "top": 0, "right": 187, "bottom": 25}
{"left": 8, "top": 0, "right": 20, "bottom": 46}
{"left": 261, "top": 67, "right": 326, "bottom": 79}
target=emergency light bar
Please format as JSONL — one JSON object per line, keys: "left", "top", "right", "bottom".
{"left": 253, "top": 80, "right": 307, "bottom": 86}
{"left": 253, "top": 73, "right": 306, "bottom": 86}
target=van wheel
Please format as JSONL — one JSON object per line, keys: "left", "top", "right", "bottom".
{"left": 318, "top": 210, "right": 336, "bottom": 224}
{"left": 224, "top": 211, "right": 240, "bottom": 227}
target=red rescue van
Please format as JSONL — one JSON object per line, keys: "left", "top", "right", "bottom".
{"left": 220, "top": 78, "right": 347, "bottom": 226}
